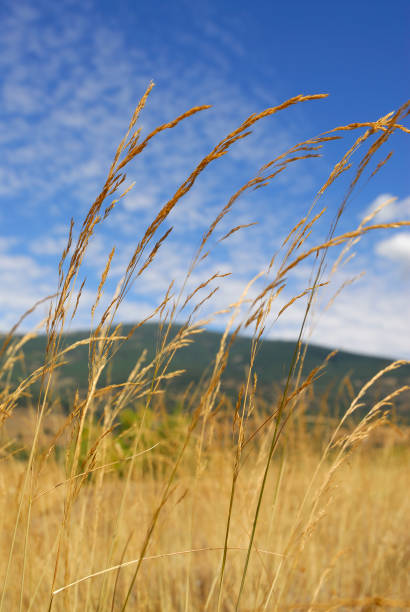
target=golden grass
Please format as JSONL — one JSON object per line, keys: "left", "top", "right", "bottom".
{"left": 0, "top": 84, "right": 409, "bottom": 610}
{"left": 1, "top": 416, "right": 409, "bottom": 610}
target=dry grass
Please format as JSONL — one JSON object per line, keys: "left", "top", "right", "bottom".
{"left": 1, "top": 419, "right": 409, "bottom": 611}
{"left": 0, "top": 85, "right": 409, "bottom": 611}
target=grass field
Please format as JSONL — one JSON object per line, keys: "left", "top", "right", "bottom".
{"left": 0, "top": 86, "right": 409, "bottom": 610}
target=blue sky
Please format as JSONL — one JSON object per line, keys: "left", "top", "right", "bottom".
{"left": 0, "top": 0, "right": 409, "bottom": 358}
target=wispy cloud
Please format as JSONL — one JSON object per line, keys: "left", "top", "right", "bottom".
{"left": 363, "top": 193, "right": 410, "bottom": 223}
{"left": 375, "top": 232, "right": 410, "bottom": 266}
{"left": 361, "top": 193, "right": 410, "bottom": 269}
{"left": 0, "top": 250, "right": 55, "bottom": 329}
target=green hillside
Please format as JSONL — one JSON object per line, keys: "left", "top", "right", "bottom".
{"left": 3, "top": 323, "right": 409, "bottom": 419}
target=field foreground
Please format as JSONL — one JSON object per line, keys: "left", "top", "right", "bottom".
{"left": 1, "top": 411, "right": 409, "bottom": 611}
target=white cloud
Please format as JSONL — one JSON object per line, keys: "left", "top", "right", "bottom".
{"left": 375, "top": 232, "right": 410, "bottom": 265}
{"left": 122, "top": 185, "right": 162, "bottom": 213}
{"left": 29, "top": 236, "right": 68, "bottom": 256}
{"left": 309, "top": 281, "right": 410, "bottom": 359}
{"left": 362, "top": 194, "right": 410, "bottom": 268}
{"left": 263, "top": 269, "right": 410, "bottom": 360}
{"left": 0, "top": 253, "right": 46, "bottom": 280}
{"left": 362, "top": 193, "right": 410, "bottom": 223}
{"left": 0, "top": 251, "right": 56, "bottom": 330}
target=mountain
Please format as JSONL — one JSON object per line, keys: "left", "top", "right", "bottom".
{"left": 2, "top": 323, "right": 409, "bottom": 419}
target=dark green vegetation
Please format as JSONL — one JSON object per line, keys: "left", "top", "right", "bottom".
{"left": 5, "top": 323, "right": 409, "bottom": 420}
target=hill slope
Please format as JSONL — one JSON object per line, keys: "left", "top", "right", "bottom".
{"left": 3, "top": 323, "right": 409, "bottom": 418}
